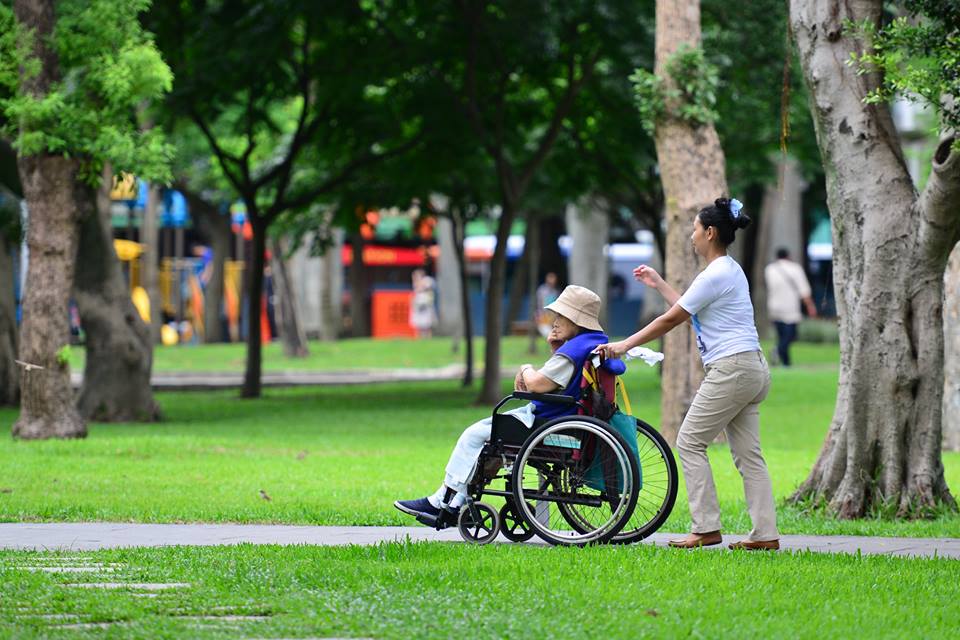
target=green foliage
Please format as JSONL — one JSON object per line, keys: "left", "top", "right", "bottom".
{"left": 848, "top": 1, "right": 960, "bottom": 137}
{"left": 55, "top": 345, "right": 70, "bottom": 366}
{"left": 628, "top": 68, "right": 664, "bottom": 135}
{"left": 0, "top": 0, "right": 173, "bottom": 183}
{"left": 630, "top": 45, "right": 720, "bottom": 134}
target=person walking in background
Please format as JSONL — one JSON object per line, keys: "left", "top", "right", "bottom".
{"left": 595, "top": 198, "right": 779, "bottom": 551}
{"left": 535, "top": 272, "right": 560, "bottom": 337}
{"left": 410, "top": 268, "right": 437, "bottom": 338}
{"left": 764, "top": 248, "right": 817, "bottom": 367}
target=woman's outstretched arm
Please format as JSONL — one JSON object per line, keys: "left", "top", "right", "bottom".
{"left": 593, "top": 303, "right": 692, "bottom": 360}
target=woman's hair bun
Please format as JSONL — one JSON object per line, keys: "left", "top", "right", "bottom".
{"left": 715, "top": 197, "right": 730, "bottom": 210}
{"left": 734, "top": 211, "right": 752, "bottom": 230}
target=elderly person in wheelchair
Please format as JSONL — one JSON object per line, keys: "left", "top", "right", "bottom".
{"left": 394, "top": 285, "right": 628, "bottom": 524}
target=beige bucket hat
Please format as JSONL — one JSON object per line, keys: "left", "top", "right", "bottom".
{"left": 545, "top": 285, "right": 603, "bottom": 332}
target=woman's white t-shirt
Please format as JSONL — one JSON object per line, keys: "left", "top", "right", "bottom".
{"left": 677, "top": 256, "right": 760, "bottom": 366}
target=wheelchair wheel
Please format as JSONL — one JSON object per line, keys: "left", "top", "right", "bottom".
{"left": 512, "top": 417, "right": 639, "bottom": 546}
{"left": 499, "top": 500, "right": 535, "bottom": 543}
{"left": 457, "top": 501, "right": 500, "bottom": 544}
{"left": 609, "top": 419, "right": 679, "bottom": 544}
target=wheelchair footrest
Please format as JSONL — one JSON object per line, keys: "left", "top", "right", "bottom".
{"left": 416, "top": 508, "right": 458, "bottom": 530}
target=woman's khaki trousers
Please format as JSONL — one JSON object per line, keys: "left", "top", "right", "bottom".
{"left": 676, "top": 350, "right": 779, "bottom": 542}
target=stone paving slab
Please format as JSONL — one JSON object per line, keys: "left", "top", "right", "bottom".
{"left": 69, "top": 366, "right": 515, "bottom": 391}
{"left": 0, "top": 523, "right": 958, "bottom": 559}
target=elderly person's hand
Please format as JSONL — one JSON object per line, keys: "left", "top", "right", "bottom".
{"left": 593, "top": 339, "right": 630, "bottom": 360}
{"left": 547, "top": 326, "right": 565, "bottom": 353}
{"left": 513, "top": 367, "right": 528, "bottom": 392}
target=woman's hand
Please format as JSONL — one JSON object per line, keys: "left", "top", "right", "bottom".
{"left": 633, "top": 264, "right": 663, "bottom": 288}
{"left": 593, "top": 340, "right": 630, "bottom": 360}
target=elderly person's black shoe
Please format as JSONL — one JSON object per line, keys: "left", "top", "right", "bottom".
{"left": 394, "top": 497, "right": 440, "bottom": 518}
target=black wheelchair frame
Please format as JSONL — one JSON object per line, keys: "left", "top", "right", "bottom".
{"left": 415, "top": 390, "right": 675, "bottom": 546}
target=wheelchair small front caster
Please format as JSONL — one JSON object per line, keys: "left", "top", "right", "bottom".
{"left": 457, "top": 501, "right": 500, "bottom": 544}
{"left": 499, "top": 500, "right": 535, "bottom": 542}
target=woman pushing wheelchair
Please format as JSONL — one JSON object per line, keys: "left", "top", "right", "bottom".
{"left": 394, "top": 285, "right": 626, "bottom": 521}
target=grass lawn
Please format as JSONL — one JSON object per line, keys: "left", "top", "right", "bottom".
{"left": 68, "top": 335, "right": 559, "bottom": 372}
{"left": 1, "top": 543, "right": 958, "bottom": 639}
{"left": 2, "top": 340, "right": 958, "bottom": 537}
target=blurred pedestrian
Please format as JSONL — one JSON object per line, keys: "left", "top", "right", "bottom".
{"left": 410, "top": 268, "right": 437, "bottom": 338}
{"left": 764, "top": 247, "right": 817, "bottom": 367}
{"left": 535, "top": 272, "right": 560, "bottom": 337}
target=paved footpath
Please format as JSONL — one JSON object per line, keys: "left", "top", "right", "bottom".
{"left": 0, "top": 523, "right": 957, "bottom": 559}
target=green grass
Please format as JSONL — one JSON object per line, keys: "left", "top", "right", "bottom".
{"left": 1, "top": 543, "right": 958, "bottom": 639}
{"left": 69, "top": 336, "right": 559, "bottom": 372}
{"left": 2, "top": 340, "right": 958, "bottom": 537}
{"left": 67, "top": 335, "right": 842, "bottom": 372}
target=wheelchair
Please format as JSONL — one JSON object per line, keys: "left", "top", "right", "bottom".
{"left": 415, "top": 390, "right": 679, "bottom": 546}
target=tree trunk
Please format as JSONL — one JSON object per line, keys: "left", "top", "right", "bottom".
{"left": 270, "top": 236, "right": 309, "bottom": 358}
{"left": 504, "top": 220, "right": 531, "bottom": 329}
{"left": 566, "top": 196, "right": 610, "bottom": 326}
{"left": 13, "top": 156, "right": 86, "bottom": 439}
{"left": 241, "top": 214, "right": 267, "bottom": 398}
{"left": 653, "top": 0, "right": 728, "bottom": 445}
{"left": 140, "top": 183, "right": 162, "bottom": 344}
{"left": 478, "top": 201, "right": 517, "bottom": 404}
{"left": 186, "top": 189, "right": 229, "bottom": 344}
{"left": 348, "top": 231, "right": 369, "bottom": 337}
{"left": 11, "top": 0, "right": 85, "bottom": 439}
{"left": 319, "top": 229, "right": 343, "bottom": 341}
{"left": 452, "top": 209, "right": 474, "bottom": 386}
{"left": 0, "top": 233, "right": 19, "bottom": 406}
{"left": 74, "top": 173, "right": 159, "bottom": 422}
{"left": 527, "top": 217, "right": 541, "bottom": 355}
{"left": 944, "top": 242, "right": 960, "bottom": 451}
{"left": 788, "top": 0, "right": 958, "bottom": 517}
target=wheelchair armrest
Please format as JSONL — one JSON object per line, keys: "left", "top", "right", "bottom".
{"left": 493, "top": 392, "right": 577, "bottom": 414}
{"left": 512, "top": 391, "right": 576, "bottom": 405}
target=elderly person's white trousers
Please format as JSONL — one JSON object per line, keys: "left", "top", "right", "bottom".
{"left": 429, "top": 404, "right": 535, "bottom": 509}
{"left": 676, "top": 350, "right": 779, "bottom": 542}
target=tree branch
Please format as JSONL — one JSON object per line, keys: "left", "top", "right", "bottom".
{"left": 918, "top": 132, "right": 960, "bottom": 264}
{"left": 516, "top": 49, "right": 601, "bottom": 196}
{"left": 188, "top": 109, "right": 247, "bottom": 195}
{"left": 268, "top": 134, "right": 424, "bottom": 218}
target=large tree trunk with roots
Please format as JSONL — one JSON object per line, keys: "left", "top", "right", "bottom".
{"left": 13, "top": 155, "right": 86, "bottom": 439}
{"left": 789, "top": 0, "right": 959, "bottom": 517}
{"left": 11, "top": 0, "right": 85, "bottom": 439}
{"left": 653, "top": 0, "right": 730, "bottom": 445}
{"left": 74, "top": 175, "right": 159, "bottom": 422}
{"left": 0, "top": 233, "right": 19, "bottom": 406}
{"left": 944, "top": 243, "right": 960, "bottom": 451}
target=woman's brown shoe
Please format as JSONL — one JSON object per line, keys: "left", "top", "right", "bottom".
{"left": 728, "top": 539, "right": 780, "bottom": 551}
{"left": 667, "top": 531, "right": 722, "bottom": 548}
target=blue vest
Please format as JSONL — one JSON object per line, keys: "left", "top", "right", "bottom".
{"left": 532, "top": 331, "right": 624, "bottom": 421}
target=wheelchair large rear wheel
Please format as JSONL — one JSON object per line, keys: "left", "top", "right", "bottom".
{"left": 609, "top": 419, "right": 678, "bottom": 543}
{"left": 558, "top": 418, "right": 678, "bottom": 544}
{"left": 511, "top": 417, "right": 639, "bottom": 546}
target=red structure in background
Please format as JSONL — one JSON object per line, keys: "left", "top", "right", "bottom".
{"left": 370, "top": 290, "right": 416, "bottom": 338}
